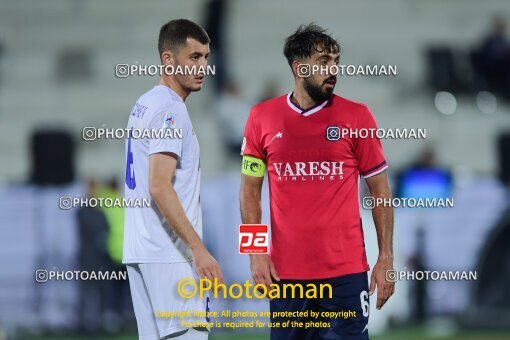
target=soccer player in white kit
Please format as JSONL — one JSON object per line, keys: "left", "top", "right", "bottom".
{"left": 123, "top": 19, "right": 223, "bottom": 340}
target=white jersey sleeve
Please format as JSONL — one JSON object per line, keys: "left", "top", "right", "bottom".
{"left": 148, "top": 108, "right": 186, "bottom": 158}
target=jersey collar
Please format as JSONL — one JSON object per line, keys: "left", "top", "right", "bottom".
{"left": 287, "top": 92, "right": 329, "bottom": 117}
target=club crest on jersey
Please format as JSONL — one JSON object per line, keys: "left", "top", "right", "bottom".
{"left": 326, "top": 126, "right": 341, "bottom": 141}
{"left": 164, "top": 113, "right": 176, "bottom": 128}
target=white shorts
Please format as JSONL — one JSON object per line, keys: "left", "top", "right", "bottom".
{"left": 126, "top": 262, "right": 210, "bottom": 340}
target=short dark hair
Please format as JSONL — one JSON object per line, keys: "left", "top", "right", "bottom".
{"left": 283, "top": 23, "right": 340, "bottom": 66}
{"left": 158, "top": 19, "right": 210, "bottom": 58}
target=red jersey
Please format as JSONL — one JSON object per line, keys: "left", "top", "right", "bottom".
{"left": 242, "top": 93, "right": 388, "bottom": 280}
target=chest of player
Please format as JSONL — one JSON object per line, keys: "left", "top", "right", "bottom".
{"left": 262, "top": 114, "right": 356, "bottom": 163}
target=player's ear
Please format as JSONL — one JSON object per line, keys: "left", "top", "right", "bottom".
{"left": 161, "top": 50, "right": 174, "bottom": 65}
{"left": 291, "top": 60, "right": 300, "bottom": 78}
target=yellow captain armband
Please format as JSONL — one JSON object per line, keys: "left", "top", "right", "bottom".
{"left": 241, "top": 155, "right": 266, "bottom": 177}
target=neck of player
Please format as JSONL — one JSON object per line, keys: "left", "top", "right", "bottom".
{"left": 160, "top": 76, "right": 190, "bottom": 101}
{"left": 292, "top": 83, "right": 320, "bottom": 110}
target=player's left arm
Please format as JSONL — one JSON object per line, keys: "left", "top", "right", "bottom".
{"left": 365, "top": 171, "right": 395, "bottom": 310}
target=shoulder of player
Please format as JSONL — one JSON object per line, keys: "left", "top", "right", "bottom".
{"left": 144, "top": 86, "right": 188, "bottom": 117}
{"left": 332, "top": 95, "right": 378, "bottom": 129}
{"left": 332, "top": 94, "right": 370, "bottom": 114}
{"left": 249, "top": 94, "right": 287, "bottom": 118}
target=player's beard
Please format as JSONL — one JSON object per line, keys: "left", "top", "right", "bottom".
{"left": 177, "top": 76, "right": 202, "bottom": 93}
{"left": 303, "top": 76, "right": 335, "bottom": 102}
{"left": 188, "top": 85, "right": 201, "bottom": 92}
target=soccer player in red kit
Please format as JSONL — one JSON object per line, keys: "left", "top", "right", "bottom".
{"left": 240, "top": 24, "right": 395, "bottom": 339}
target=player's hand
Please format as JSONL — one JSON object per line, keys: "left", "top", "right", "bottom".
{"left": 369, "top": 255, "right": 395, "bottom": 310}
{"left": 250, "top": 254, "right": 280, "bottom": 288}
{"left": 191, "top": 244, "right": 224, "bottom": 284}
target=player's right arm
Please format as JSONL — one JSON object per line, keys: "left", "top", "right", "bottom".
{"left": 240, "top": 107, "right": 280, "bottom": 287}
{"left": 240, "top": 172, "right": 280, "bottom": 287}
{"left": 149, "top": 152, "right": 223, "bottom": 282}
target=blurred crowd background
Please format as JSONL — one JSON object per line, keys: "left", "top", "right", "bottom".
{"left": 1, "top": 0, "right": 510, "bottom": 339}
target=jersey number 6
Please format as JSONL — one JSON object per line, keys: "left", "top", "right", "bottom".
{"left": 125, "top": 133, "right": 136, "bottom": 190}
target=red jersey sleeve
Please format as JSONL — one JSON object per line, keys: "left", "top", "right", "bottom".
{"left": 241, "top": 106, "right": 266, "bottom": 161}
{"left": 355, "top": 105, "right": 388, "bottom": 178}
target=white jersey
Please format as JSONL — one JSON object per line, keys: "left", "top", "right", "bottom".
{"left": 122, "top": 85, "right": 202, "bottom": 264}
